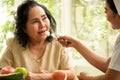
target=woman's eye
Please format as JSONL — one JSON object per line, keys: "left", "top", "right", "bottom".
{"left": 32, "top": 20, "right": 38, "bottom": 23}
{"left": 43, "top": 17, "right": 46, "bottom": 20}
{"left": 43, "top": 17, "right": 47, "bottom": 20}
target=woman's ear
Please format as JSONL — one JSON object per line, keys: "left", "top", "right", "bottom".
{"left": 112, "top": 12, "right": 116, "bottom": 18}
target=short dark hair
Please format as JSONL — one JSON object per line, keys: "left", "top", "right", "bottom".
{"left": 14, "top": 0, "right": 56, "bottom": 47}
{"left": 106, "top": 0, "right": 118, "bottom": 14}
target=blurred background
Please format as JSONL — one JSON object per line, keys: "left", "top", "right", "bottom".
{"left": 0, "top": 0, "right": 119, "bottom": 78}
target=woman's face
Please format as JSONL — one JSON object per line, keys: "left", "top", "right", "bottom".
{"left": 25, "top": 6, "right": 50, "bottom": 42}
{"left": 105, "top": 3, "right": 120, "bottom": 29}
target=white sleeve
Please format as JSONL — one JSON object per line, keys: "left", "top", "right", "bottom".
{"left": 109, "top": 34, "right": 120, "bottom": 72}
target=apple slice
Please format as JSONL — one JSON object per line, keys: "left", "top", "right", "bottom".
{"left": 46, "top": 31, "right": 50, "bottom": 36}
{"left": 14, "top": 67, "right": 27, "bottom": 78}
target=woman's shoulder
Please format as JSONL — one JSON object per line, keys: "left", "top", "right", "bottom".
{"left": 6, "top": 37, "right": 18, "bottom": 45}
{"left": 6, "top": 37, "right": 25, "bottom": 52}
{"left": 6, "top": 37, "right": 22, "bottom": 49}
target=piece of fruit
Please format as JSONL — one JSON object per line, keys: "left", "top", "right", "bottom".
{"left": 52, "top": 70, "right": 67, "bottom": 80}
{"left": 0, "top": 66, "right": 14, "bottom": 74}
{"left": 0, "top": 72, "right": 23, "bottom": 80}
{"left": 46, "top": 31, "right": 50, "bottom": 36}
{"left": 14, "top": 67, "right": 27, "bottom": 78}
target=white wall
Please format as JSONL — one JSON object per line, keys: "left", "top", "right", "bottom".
{"left": 61, "top": 0, "right": 72, "bottom": 34}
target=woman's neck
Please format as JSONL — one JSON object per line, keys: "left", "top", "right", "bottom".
{"left": 28, "top": 40, "right": 47, "bottom": 60}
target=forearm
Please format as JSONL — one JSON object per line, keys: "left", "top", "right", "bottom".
{"left": 27, "top": 72, "right": 52, "bottom": 80}
{"left": 93, "top": 74, "right": 106, "bottom": 80}
{"left": 40, "top": 73, "right": 52, "bottom": 80}
{"left": 78, "top": 72, "right": 106, "bottom": 80}
{"left": 73, "top": 39, "right": 107, "bottom": 72}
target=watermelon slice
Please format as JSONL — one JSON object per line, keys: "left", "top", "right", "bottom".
{"left": 0, "top": 72, "right": 24, "bottom": 80}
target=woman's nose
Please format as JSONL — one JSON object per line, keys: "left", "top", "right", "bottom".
{"left": 39, "top": 21, "right": 45, "bottom": 28}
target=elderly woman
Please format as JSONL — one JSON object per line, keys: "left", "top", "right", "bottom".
{"left": 0, "top": 0, "right": 75, "bottom": 80}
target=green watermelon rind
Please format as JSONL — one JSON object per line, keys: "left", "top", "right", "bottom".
{"left": 0, "top": 72, "right": 24, "bottom": 80}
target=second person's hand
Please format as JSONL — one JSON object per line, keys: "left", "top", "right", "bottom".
{"left": 57, "top": 35, "right": 74, "bottom": 47}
